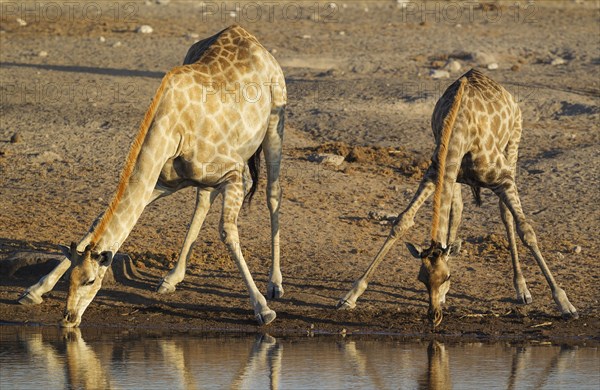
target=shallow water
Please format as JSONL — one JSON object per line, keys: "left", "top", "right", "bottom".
{"left": 0, "top": 326, "right": 598, "bottom": 390}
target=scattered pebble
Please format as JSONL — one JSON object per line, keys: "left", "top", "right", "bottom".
{"left": 551, "top": 57, "right": 566, "bottom": 66}
{"left": 368, "top": 210, "right": 397, "bottom": 222}
{"left": 16, "top": 18, "right": 27, "bottom": 27}
{"left": 472, "top": 51, "right": 497, "bottom": 66}
{"left": 339, "top": 31, "right": 346, "bottom": 36}
{"left": 185, "top": 32, "right": 200, "bottom": 39}
{"left": 33, "top": 151, "right": 63, "bottom": 164}
{"left": 573, "top": 245, "right": 582, "bottom": 254}
{"left": 487, "top": 63, "right": 499, "bottom": 70}
{"left": 511, "top": 64, "right": 521, "bottom": 72}
{"left": 137, "top": 25, "right": 153, "bottom": 34}
{"left": 431, "top": 60, "right": 446, "bottom": 69}
{"left": 302, "top": 34, "right": 311, "bottom": 39}
{"left": 430, "top": 69, "right": 450, "bottom": 79}
{"left": 320, "top": 154, "right": 345, "bottom": 167}
{"left": 99, "top": 36, "right": 106, "bottom": 43}
{"left": 445, "top": 60, "right": 462, "bottom": 72}
{"left": 10, "top": 132, "right": 22, "bottom": 143}
{"left": 37, "top": 50, "right": 48, "bottom": 57}
{"left": 229, "top": 11, "right": 237, "bottom": 18}
{"left": 112, "top": 41, "right": 122, "bottom": 48}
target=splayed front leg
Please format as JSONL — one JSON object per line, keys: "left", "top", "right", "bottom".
{"left": 337, "top": 279, "right": 368, "bottom": 310}
{"left": 18, "top": 257, "right": 73, "bottom": 305}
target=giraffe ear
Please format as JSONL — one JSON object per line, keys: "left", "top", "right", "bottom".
{"left": 58, "top": 244, "right": 72, "bottom": 259}
{"left": 406, "top": 243, "right": 424, "bottom": 259}
{"left": 98, "top": 251, "right": 114, "bottom": 267}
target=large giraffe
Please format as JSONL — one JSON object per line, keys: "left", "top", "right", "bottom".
{"left": 337, "top": 69, "right": 577, "bottom": 326}
{"left": 18, "top": 25, "right": 286, "bottom": 327}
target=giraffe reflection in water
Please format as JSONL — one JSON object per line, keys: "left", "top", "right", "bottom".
{"left": 6, "top": 328, "right": 593, "bottom": 390}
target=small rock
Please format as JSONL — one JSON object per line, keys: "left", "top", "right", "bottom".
{"left": 368, "top": 210, "right": 397, "bottom": 222}
{"left": 339, "top": 31, "right": 346, "bottom": 36}
{"left": 137, "top": 25, "right": 153, "bottom": 34}
{"left": 511, "top": 64, "right": 521, "bottom": 72}
{"left": 16, "top": 18, "right": 27, "bottom": 27}
{"left": 302, "top": 34, "right": 311, "bottom": 39}
{"left": 229, "top": 11, "right": 237, "bottom": 18}
{"left": 10, "top": 132, "right": 22, "bottom": 143}
{"left": 431, "top": 60, "right": 446, "bottom": 69}
{"left": 112, "top": 41, "right": 122, "bottom": 48}
{"left": 487, "top": 63, "right": 499, "bottom": 70}
{"left": 33, "top": 151, "right": 63, "bottom": 164}
{"left": 185, "top": 32, "right": 200, "bottom": 39}
{"left": 320, "top": 154, "right": 345, "bottom": 167}
{"left": 99, "top": 36, "right": 106, "bottom": 43}
{"left": 37, "top": 50, "right": 48, "bottom": 57}
{"left": 472, "top": 51, "right": 497, "bottom": 66}
{"left": 445, "top": 60, "right": 462, "bottom": 72}
{"left": 430, "top": 69, "right": 450, "bottom": 79}
{"left": 556, "top": 252, "right": 564, "bottom": 259}
{"left": 573, "top": 245, "right": 582, "bottom": 254}
{"left": 551, "top": 57, "right": 566, "bottom": 66}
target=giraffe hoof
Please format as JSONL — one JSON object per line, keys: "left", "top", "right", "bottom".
{"left": 336, "top": 299, "right": 356, "bottom": 310}
{"left": 517, "top": 292, "right": 533, "bottom": 305}
{"left": 156, "top": 279, "right": 176, "bottom": 294}
{"left": 256, "top": 309, "right": 276, "bottom": 326}
{"left": 18, "top": 290, "right": 43, "bottom": 305}
{"left": 563, "top": 310, "right": 579, "bottom": 320}
{"left": 266, "top": 283, "right": 284, "bottom": 300}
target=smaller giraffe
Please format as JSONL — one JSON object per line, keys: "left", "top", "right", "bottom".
{"left": 18, "top": 25, "right": 286, "bottom": 327}
{"left": 338, "top": 69, "right": 578, "bottom": 327}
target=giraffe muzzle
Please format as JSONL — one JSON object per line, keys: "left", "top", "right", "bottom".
{"left": 428, "top": 306, "right": 443, "bottom": 327}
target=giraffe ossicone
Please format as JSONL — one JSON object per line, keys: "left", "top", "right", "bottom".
{"left": 19, "top": 25, "right": 286, "bottom": 327}
{"left": 338, "top": 69, "right": 578, "bottom": 327}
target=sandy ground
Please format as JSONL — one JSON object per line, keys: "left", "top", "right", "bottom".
{"left": 0, "top": 1, "right": 599, "bottom": 343}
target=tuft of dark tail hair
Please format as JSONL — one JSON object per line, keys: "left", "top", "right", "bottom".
{"left": 245, "top": 145, "right": 262, "bottom": 205}
{"left": 470, "top": 185, "right": 482, "bottom": 207}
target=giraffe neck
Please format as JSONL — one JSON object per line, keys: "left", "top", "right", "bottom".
{"left": 88, "top": 74, "right": 176, "bottom": 253}
{"left": 430, "top": 77, "right": 467, "bottom": 247}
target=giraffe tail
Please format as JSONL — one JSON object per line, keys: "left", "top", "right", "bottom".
{"left": 470, "top": 185, "right": 482, "bottom": 207}
{"left": 431, "top": 76, "right": 468, "bottom": 243}
{"left": 245, "top": 146, "right": 262, "bottom": 205}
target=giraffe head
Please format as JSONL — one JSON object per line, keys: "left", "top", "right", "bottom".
{"left": 58, "top": 242, "right": 113, "bottom": 327}
{"left": 406, "top": 240, "right": 461, "bottom": 327}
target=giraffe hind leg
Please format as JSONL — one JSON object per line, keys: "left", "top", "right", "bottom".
{"left": 499, "top": 199, "right": 532, "bottom": 304}
{"left": 262, "top": 107, "right": 285, "bottom": 300}
{"left": 220, "top": 179, "right": 275, "bottom": 325}
{"left": 493, "top": 181, "right": 577, "bottom": 318}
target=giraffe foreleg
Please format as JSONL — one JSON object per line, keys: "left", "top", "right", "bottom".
{"left": 220, "top": 180, "right": 275, "bottom": 325}
{"left": 18, "top": 258, "right": 72, "bottom": 305}
{"left": 494, "top": 182, "right": 578, "bottom": 319}
{"left": 337, "top": 170, "right": 436, "bottom": 310}
{"left": 157, "top": 188, "right": 216, "bottom": 294}
{"left": 499, "top": 200, "right": 532, "bottom": 304}
{"left": 18, "top": 187, "right": 171, "bottom": 305}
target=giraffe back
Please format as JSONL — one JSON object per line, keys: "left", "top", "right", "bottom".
{"left": 431, "top": 69, "right": 522, "bottom": 189}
